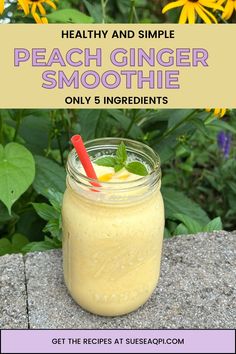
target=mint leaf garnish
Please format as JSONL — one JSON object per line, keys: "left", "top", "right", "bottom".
{"left": 94, "top": 157, "right": 116, "bottom": 167}
{"left": 114, "top": 164, "right": 123, "bottom": 173}
{"left": 126, "top": 162, "right": 148, "bottom": 176}
{"left": 94, "top": 142, "right": 149, "bottom": 177}
{"left": 116, "top": 141, "right": 127, "bottom": 164}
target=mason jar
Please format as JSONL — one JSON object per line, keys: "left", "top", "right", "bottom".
{"left": 62, "top": 138, "right": 164, "bottom": 316}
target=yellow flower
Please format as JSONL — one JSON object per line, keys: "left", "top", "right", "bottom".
{"left": 0, "top": 0, "right": 5, "bottom": 14}
{"left": 162, "top": 0, "right": 224, "bottom": 23}
{"left": 18, "top": 0, "right": 57, "bottom": 24}
{"left": 218, "top": 0, "right": 236, "bottom": 20}
{"left": 206, "top": 108, "right": 227, "bottom": 118}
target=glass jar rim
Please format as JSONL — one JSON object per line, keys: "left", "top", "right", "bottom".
{"left": 67, "top": 137, "right": 161, "bottom": 190}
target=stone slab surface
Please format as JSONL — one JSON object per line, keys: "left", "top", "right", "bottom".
{"left": 25, "top": 231, "right": 236, "bottom": 329}
{"left": 0, "top": 253, "right": 28, "bottom": 329}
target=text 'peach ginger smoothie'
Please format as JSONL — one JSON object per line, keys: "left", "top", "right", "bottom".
{"left": 62, "top": 138, "right": 164, "bottom": 316}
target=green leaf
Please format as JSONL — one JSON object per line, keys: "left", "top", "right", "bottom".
{"left": 44, "top": 235, "right": 62, "bottom": 247}
{"left": 204, "top": 217, "right": 223, "bottom": 232}
{"left": 0, "top": 238, "right": 12, "bottom": 256}
{"left": 47, "top": 9, "right": 94, "bottom": 23}
{"left": 83, "top": 0, "right": 103, "bottom": 22}
{"left": 0, "top": 202, "right": 17, "bottom": 223}
{"left": 114, "top": 164, "right": 124, "bottom": 173}
{"left": 161, "top": 174, "right": 178, "bottom": 187}
{"left": 116, "top": 141, "right": 127, "bottom": 164}
{"left": 3, "top": 124, "right": 25, "bottom": 144}
{"left": 164, "top": 227, "right": 172, "bottom": 239}
{"left": 227, "top": 181, "right": 236, "bottom": 194}
{"left": 33, "top": 156, "right": 66, "bottom": 199}
{"left": 162, "top": 187, "right": 210, "bottom": 225}
{"left": 208, "top": 119, "right": 236, "bottom": 134}
{"left": 0, "top": 143, "right": 35, "bottom": 213}
{"left": 94, "top": 157, "right": 116, "bottom": 167}
{"left": 48, "top": 190, "right": 63, "bottom": 213}
{"left": 32, "top": 203, "right": 58, "bottom": 221}
{"left": 167, "top": 109, "right": 195, "bottom": 129}
{"left": 189, "top": 118, "right": 208, "bottom": 136}
{"left": 155, "top": 143, "right": 175, "bottom": 164}
{"left": 21, "top": 240, "right": 60, "bottom": 254}
{"left": 18, "top": 114, "right": 50, "bottom": 155}
{"left": 126, "top": 162, "right": 148, "bottom": 176}
{"left": 172, "top": 213, "right": 202, "bottom": 234}
{"left": 11, "top": 233, "right": 29, "bottom": 252}
{"left": 79, "top": 110, "right": 105, "bottom": 140}
{"left": 43, "top": 219, "right": 62, "bottom": 240}
{"left": 228, "top": 193, "right": 236, "bottom": 211}
{"left": 178, "top": 162, "right": 193, "bottom": 173}
{"left": 174, "top": 223, "right": 189, "bottom": 236}
{"left": 107, "top": 110, "right": 143, "bottom": 139}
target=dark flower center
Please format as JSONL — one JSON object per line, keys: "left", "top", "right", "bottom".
{"left": 189, "top": 0, "right": 199, "bottom": 2}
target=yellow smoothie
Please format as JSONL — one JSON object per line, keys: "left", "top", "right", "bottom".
{"left": 62, "top": 138, "right": 164, "bottom": 316}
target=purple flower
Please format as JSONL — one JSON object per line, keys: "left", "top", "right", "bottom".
{"left": 217, "top": 131, "right": 232, "bottom": 158}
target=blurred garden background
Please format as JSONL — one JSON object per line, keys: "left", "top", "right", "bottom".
{"left": 0, "top": 1, "right": 235, "bottom": 255}
{"left": 0, "top": 108, "right": 236, "bottom": 255}
{"left": 0, "top": 0, "right": 236, "bottom": 24}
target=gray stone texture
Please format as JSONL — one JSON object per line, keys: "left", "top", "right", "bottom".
{"left": 25, "top": 231, "right": 236, "bottom": 329}
{"left": 1, "top": 232, "right": 235, "bottom": 329}
{"left": 0, "top": 253, "right": 28, "bottom": 329}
